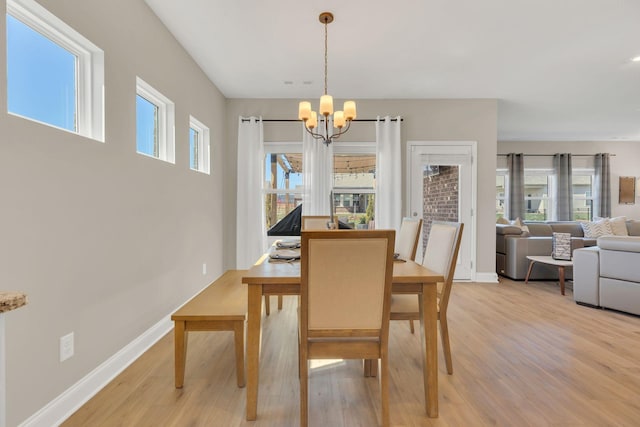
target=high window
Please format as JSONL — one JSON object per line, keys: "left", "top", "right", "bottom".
{"left": 189, "top": 116, "right": 210, "bottom": 174}
{"left": 6, "top": 0, "right": 104, "bottom": 141}
{"left": 136, "top": 77, "right": 175, "bottom": 163}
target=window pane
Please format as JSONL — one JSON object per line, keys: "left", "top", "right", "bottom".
{"left": 264, "top": 194, "right": 301, "bottom": 230}
{"left": 264, "top": 153, "right": 303, "bottom": 228}
{"left": 573, "top": 174, "right": 593, "bottom": 220}
{"left": 136, "top": 95, "right": 158, "bottom": 157}
{"left": 333, "top": 154, "right": 376, "bottom": 189}
{"left": 7, "top": 14, "right": 77, "bottom": 131}
{"left": 189, "top": 127, "right": 199, "bottom": 170}
{"left": 333, "top": 192, "right": 374, "bottom": 227}
{"left": 524, "top": 174, "right": 549, "bottom": 221}
{"left": 496, "top": 175, "right": 505, "bottom": 219}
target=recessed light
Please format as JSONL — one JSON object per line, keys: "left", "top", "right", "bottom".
{"left": 283, "top": 81, "right": 293, "bottom": 85}
{"left": 632, "top": 56, "right": 640, "bottom": 62}
{"left": 303, "top": 81, "right": 313, "bottom": 85}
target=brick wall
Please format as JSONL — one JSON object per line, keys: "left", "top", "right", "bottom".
{"left": 422, "top": 165, "right": 459, "bottom": 250}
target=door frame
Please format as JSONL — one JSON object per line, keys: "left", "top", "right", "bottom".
{"left": 406, "top": 141, "right": 478, "bottom": 281}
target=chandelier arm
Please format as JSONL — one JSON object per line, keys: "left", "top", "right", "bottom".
{"left": 328, "top": 119, "right": 353, "bottom": 141}
{"left": 303, "top": 124, "right": 327, "bottom": 141}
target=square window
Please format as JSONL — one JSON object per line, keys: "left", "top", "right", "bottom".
{"left": 136, "top": 77, "right": 175, "bottom": 163}
{"left": 189, "top": 116, "right": 210, "bottom": 174}
{"left": 6, "top": 0, "right": 104, "bottom": 141}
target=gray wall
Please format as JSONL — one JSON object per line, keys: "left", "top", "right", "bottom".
{"left": 499, "top": 140, "right": 640, "bottom": 219}
{"left": 225, "top": 98, "right": 498, "bottom": 276}
{"left": 0, "top": 1, "right": 227, "bottom": 424}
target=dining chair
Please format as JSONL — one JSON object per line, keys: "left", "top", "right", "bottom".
{"left": 299, "top": 230, "right": 395, "bottom": 427}
{"left": 395, "top": 217, "right": 423, "bottom": 262}
{"left": 264, "top": 216, "right": 338, "bottom": 315}
{"left": 390, "top": 221, "right": 463, "bottom": 375}
{"left": 395, "top": 218, "right": 423, "bottom": 332}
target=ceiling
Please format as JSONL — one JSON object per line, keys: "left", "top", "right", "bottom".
{"left": 145, "top": 0, "right": 640, "bottom": 142}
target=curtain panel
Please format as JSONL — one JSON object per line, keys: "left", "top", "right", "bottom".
{"left": 594, "top": 153, "right": 611, "bottom": 218}
{"left": 506, "top": 153, "right": 525, "bottom": 220}
{"left": 375, "top": 116, "right": 402, "bottom": 230}
{"left": 302, "top": 122, "right": 334, "bottom": 216}
{"left": 236, "top": 117, "right": 267, "bottom": 269}
{"left": 554, "top": 153, "right": 573, "bottom": 221}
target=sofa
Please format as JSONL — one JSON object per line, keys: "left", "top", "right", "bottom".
{"left": 496, "top": 221, "right": 595, "bottom": 280}
{"left": 573, "top": 236, "right": 640, "bottom": 316}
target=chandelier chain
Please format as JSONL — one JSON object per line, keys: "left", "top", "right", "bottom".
{"left": 324, "top": 18, "right": 328, "bottom": 95}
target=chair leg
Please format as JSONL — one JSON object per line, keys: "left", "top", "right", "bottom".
{"left": 439, "top": 316, "right": 453, "bottom": 375}
{"left": 278, "top": 295, "right": 283, "bottom": 310}
{"left": 299, "top": 354, "right": 308, "bottom": 427}
{"left": 264, "top": 295, "right": 271, "bottom": 316}
{"left": 409, "top": 319, "right": 415, "bottom": 334}
{"left": 380, "top": 356, "right": 390, "bottom": 427}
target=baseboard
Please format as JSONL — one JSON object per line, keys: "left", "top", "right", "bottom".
{"left": 474, "top": 272, "right": 499, "bottom": 283}
{"left": 18, "top": 315, "right": 173, "bottom": 427}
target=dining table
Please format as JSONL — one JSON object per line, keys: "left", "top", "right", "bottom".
{"left": 241, "top": 252, "right": 444, "bottom": 421}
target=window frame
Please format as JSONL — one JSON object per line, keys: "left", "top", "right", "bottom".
{"left": 7, "top": 0, "right": 105, "bottom": 141}
{"left": 189, "top": 115, "right": 210, "bottom": 174}
{"left": 135, "top": 77, "right": 175, "bottom": 163}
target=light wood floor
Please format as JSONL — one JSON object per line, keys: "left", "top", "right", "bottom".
{"left": 63, "top": 278, "right": 640, "bottom": 426}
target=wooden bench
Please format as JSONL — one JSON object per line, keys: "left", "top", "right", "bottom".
{"left": 171, "top": 269, "right": 247, "bottom": 388}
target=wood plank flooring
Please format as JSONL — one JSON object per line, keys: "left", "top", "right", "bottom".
{"left": 63, "top": 278, "right": 640, "bottom": 426}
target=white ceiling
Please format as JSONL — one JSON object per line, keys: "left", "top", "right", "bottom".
{"left": 145, "top": 0, "right": 640, "bottom": 141}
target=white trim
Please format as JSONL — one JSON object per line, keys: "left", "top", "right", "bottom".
{"left": 7, "top": 0, "right": 105, "bottom": 142}
{"left": 136, "top": 77, "right": 175, "bottom": 163}
{"left": 475, "top": 272, "right": 499, "bottom": 283}
{"left": 189, "top": 115, "right": 210, "bottom": 174}
{"left": 17, "top": 317, "right": 173, "bottom": 427}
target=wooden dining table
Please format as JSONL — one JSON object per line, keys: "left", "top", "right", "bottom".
{"left": 241, "top": 254, "right": 444, "bottom": 421}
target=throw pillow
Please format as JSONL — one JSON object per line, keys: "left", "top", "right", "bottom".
{"left": 510, "top": 217, "right": 530, "bottom": 235}
{"left": 580, "top": 220, "right": 613, "bottom": 238}
{"left": 496, "top": 217, "right": 509, "bottom": 225}
{"left": 593, "top": 216, "right": 628, "bottom": 236}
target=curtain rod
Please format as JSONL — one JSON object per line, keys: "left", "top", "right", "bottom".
{"left": 241, "top": 118, "right": 403, "bottom": 123}
{"left": 497, "top": 153, "right": 616, "bottom": 157}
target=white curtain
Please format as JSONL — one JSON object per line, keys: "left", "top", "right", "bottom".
{"left": 236, "top": 117, "right": 267, "bottom": 269}
{"left": 375, "top": 116, "right": 402, "bottom": 230}
{"left": 302, "top": 121, "right": 334, "bottom": 216}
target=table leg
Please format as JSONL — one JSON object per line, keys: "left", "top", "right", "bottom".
{"left": 525, "top": 260, "right": 536, "bottom": 284}
{"left": 174, "top": 320, "right": 187, "bottom": 388}
{"left": 420, "top": 284, "right": 438, "bottom": 417}
{"left": 558, "top": 266, "right": 565, "bottom": 295}
{"left": 246, "top": 283, "right": 263, "bottom": 420}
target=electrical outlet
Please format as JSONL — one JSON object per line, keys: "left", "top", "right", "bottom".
{"left": 202, "top": 263, "right": 207, "bottom": 275}
{"left": 60, "top": 332, "right": 74, "bottom": 362}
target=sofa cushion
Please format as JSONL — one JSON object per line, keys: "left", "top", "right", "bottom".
{"left": 580, "top": 220, "right": 612, "bottom": 238}
{"left": 626, "top": 220, "right": 640, "bottom": 236}
{"left": 549, "top": 222, "right": 585, "bottom": 237}
{"left": 525, "top": 222, "right": 553, "bottom": 236}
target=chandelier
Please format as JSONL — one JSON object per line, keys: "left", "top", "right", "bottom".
{"left": 298, "top": 12, "right": 356, "bottom": 146}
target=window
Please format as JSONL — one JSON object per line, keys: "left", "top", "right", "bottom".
{"left": 573, "top": 170, "right": 594, "bottom": 220}
{"left": 524, "top": 169, "right": 551, "bottom": 221}
{"left": 496, "top": 171, "right": 506, "bottom": 219}
{"left": 6, "top": 0, "right": 104, "bottom": 141}
{"left": 189, "top": 116, "right": 210, "bottom": 174}
{"left": 263, "top": 143, "right": 303, "bottom": 229}
{"left": 333, "top": 143, "right": 376, "bottom": 228}
{"left": 136, "top": 77, "right": 175, "bottom": 163}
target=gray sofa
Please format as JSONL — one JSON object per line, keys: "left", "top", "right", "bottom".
{"left": 496, "top": 221, "right": 595, "bottom": 280}
{"left": 573, "top": 236, "right": 640, "bottom": 316}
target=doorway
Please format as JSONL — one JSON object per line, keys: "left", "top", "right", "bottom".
{"left": 407, "top": 141, "right": 476, "bottom": 280}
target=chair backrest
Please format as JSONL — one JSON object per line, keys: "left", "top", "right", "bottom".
{"left": 395, "top": 217, "right": 423, "bottom": 261}
{"left": 422, "top": 221, "right": 464, "bottom": 313}
{"left": 302, "top": 216, "right": 337, "bottom": 230}
{"left": 300, "top": 230, "right": 395, "bottom": 336}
